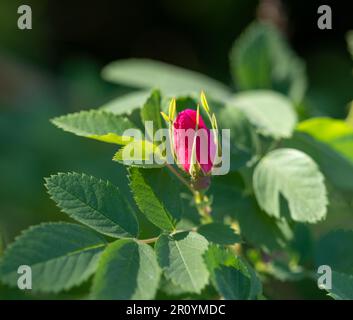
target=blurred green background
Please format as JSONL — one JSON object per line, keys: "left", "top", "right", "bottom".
{"left": 0, "top": 0, "right": 352, "bottom": 299}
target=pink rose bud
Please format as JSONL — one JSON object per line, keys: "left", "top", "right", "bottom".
{"left": 173, "top": 109, "right": 216, "bottom": 175}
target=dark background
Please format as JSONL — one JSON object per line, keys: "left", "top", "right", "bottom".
{"left": 0, "top": 0, "right": 352, "bottom": 286}
{"left": 1, "top": 1, "right": 352, "bottom": 78}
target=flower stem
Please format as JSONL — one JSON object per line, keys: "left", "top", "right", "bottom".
{"left": 166, "top": 165, "right": 213, "bottom": 223}
{"left": 194, "top": 191, "right": 213, "bottom": 224}
{"left": 139, "top": 236, "right": 159, "bottom": 244}
{"left": 166, "top": 163, "right": 195, "bottom": 194}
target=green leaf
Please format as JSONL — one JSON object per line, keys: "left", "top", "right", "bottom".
{"left": 128, "top": 168, "right": 182, "bottom": 231}
{"left": 91, "top": 239, "right": 161, "bottom": 299}
{"left": 218, "top": 107, "right": 260, "bottom": 169}
{"left": 214, "top": 266, "right": 250, "bottom": 300}
{"left": 140, "top": 89, "right": 163, "bottom": 139}
{"left": 253, "top": 148, "right": 328, "bottom": 223}
{"left": 51, "top": 110, "right": 137, "bottom": 145}
{"left": 230, "top": 22, "right": 307, "bottom": 103}
{"left": 158, "top": 275, "right": 191, "bottom": 298}
{"left": 0, "top": 222, "right": 106, "bottom": 293}
{"left": 204, "top": 245, "right": 261, "bottom": 300}
{"left": 315, "top": 230, "right": 353, "bottom": 274}
{"left": 297, "top": 117, "right": 353, "bottom": 163}
{"left": 211, "top": 174, "right": 289, "bottom": 251}
{"left": 113, "top": 139, "right": 166, "bottom": 168}
{"left": 102, "top": 58, "right": 231, "bottom": 101}
{"left": 284, "top": 131, "right": 353, "bottom": 192}
{"left": 327, "top": 271, "right": 353, "bottom": 300}
{"left": 197, "top": 223, "right": 240, "bottom": 245}
{"left": 155, "top": 231, "right": 209, "bottom": 293}
{"left": 238, "top": 199, "right": 292, "bottom": 251}
{"left": 101, "top": 90, "right": 151, "bottom": 115}
{"left": 45, "top": 173, "right": 139, "bottom": 238}
{"left": 226, "top": 90, "right": 297, "bottom": 139}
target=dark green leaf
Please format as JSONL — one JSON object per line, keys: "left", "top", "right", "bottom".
{"left": 327, "top": 271, "right": 353, "bottom": 300}
{"left": 218, "top": 107, "right": 260, "bottom": 169}
{"left": 91, "top": 239, "right": 161, "bottom": 299}
{"left": 211, "top": 174, "right": 290, "bottom": 251}
{"left": 230, "top": 22, "right": 307, "bottom": 103}
{"left": 0, "top": 223, "right": 106, "bottom": 293}
{"left": 315, "top": 230, "right": 353, "bottom": 274}
{"left": 198, "top": 223, "right": 240, "bottom": 245}
{"left": 140, "top": 89, "right": 163, "bottom": 139}
{"left": 45, "top": 173, "right": 139, "bottom": 238}
{"left": 128, "top": 168, "right": 182, "bottom": 231}
{"left": 204, "top": 245, "right": 261, "bottom": 300}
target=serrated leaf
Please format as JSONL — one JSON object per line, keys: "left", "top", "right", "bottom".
{"left": 91, "top": 239, "right": 161, "bottom": 299}
{"left": 203, "top": 245, "right": 261, "bottom": 300}
{"left": 113, "top": 139, "right": 166, "bottom": 168}
{"left": 197, "top": 223, "right": 240, "bottom": 245}
{"left": 327, "top": 271, "right": 353, "bottom": 300}
{"left": 51, "top": 110, "right": 137, "bottom": 145}
{"left": 101, "top": 90, "right": 151, "bottom": 115}
{"left": 102, "top": 58, "right": 231, "bottom": 101}
{"left": 214, "top": 266, "right": 251, "bottom": 300}
{"left": 129, "top": 168, "right": 182, "bottom": 231}
{"left": 140, "top": 89, "right": 163, "bottom": 139}
{"left": 155, "top": 231, "right": 209, "bottom": 294}
{"left": 230, "top": 22, "right": 307, "bottom": 103}
{"left": 45, "top": 172, "right": 139, "bottom": 238}
{"left": 0, "top": 222, "right": 106, "bottom": 293}
{"left": 226, "top": 90, "right": 297, "bottom": 139}
{"left": 315, "top": 230, "right": 353, "bottom": 274}
{"left": 253, "top": 148, "right": 328, "bottom": 223}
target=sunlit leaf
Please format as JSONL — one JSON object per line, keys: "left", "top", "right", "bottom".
{"left": 226, "top": 90, "right": 297, "bottom": 139}
{"left": 155, "top": 231, "right": 209, "bottom": 293}
{"left": 253, "top": 148, "right": 328, "bottom": 223}
{"left": 51, "top": 110, "right": 137, "bottom": 145}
